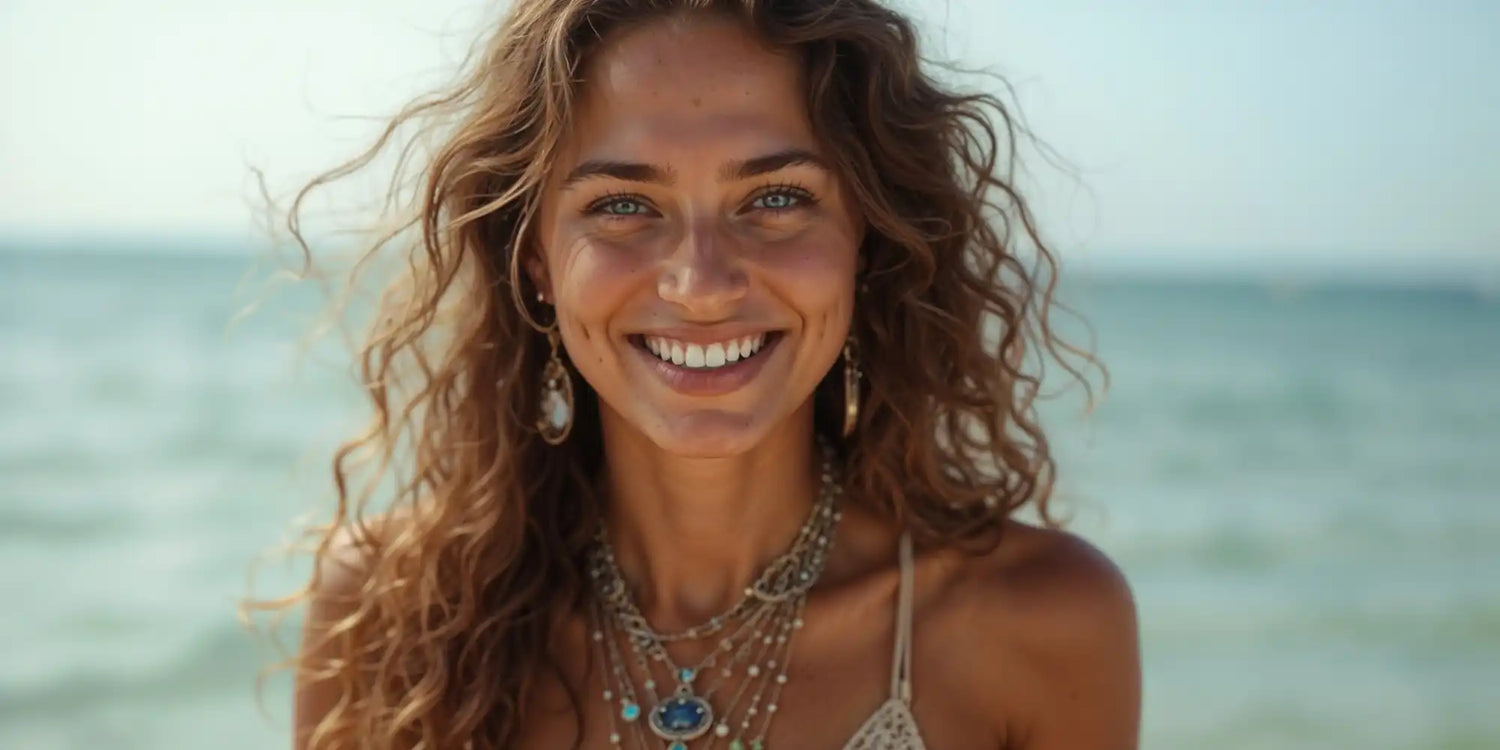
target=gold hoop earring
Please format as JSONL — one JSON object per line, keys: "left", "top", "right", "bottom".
{"left": 537, "top": 325, "right": 574, "bottom": 445}
{"left": 842, "top": 334, "right": 861, "bottom": 438}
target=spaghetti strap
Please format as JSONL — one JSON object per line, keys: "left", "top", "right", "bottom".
{"left": 846, "top": 531, "right": 929, "bottom": 749}
{"left": 889, "top": 530, "right": 915, "bottom": 703}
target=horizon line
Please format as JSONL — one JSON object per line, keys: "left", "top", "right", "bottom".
{"left": 1, "top": 230, "right": 1496, "bottom": 288}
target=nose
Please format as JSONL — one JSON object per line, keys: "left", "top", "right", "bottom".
{"left": 657, "top": 219, "right": 748, "bottom": 318}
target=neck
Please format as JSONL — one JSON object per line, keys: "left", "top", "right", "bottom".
{"left": 596, "top": 406, "right": 821, "bottom": 632}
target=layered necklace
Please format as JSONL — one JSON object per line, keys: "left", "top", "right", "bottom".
{"left": 586, "top": 439, "right": 842, "bottom": 750}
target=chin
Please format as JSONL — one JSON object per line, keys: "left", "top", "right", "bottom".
{"left": 642, "top": 409, "right": 777, "bottom": 458}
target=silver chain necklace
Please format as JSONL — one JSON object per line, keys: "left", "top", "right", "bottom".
{"left": 587, "top": 438, "right": 842, "bottom": 750}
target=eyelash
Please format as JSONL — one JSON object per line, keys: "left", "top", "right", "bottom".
{"left": 749, "top": 182, "right": 818, "bottom": 213}
{"left": 584, "top": 191, "right": 653, "bottom": 218}
{"left": 581, "top": 183, "right": 819, "bottom": 218}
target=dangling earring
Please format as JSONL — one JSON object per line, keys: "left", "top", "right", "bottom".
{"left": 842, "top": 334, "right": 862, "bottom": 438}
{"left": 535, "top": 292, "right": 574, "bottom": 445}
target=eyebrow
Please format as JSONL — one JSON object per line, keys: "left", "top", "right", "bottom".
{"left": 559, "top": 148, "right": 831, "bottom": 190}
{"left": 560, "top": 160, "right": 675, "bottom": 190}
{"left": 721, "top": 148, "right": 832, "bottom": 181}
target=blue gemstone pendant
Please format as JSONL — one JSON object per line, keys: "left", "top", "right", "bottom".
{"left": 648, "top": 689, "right": 714, "bottom": 742}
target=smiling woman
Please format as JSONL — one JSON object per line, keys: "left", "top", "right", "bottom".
{"left": 253, "top": 1, "right": 1138, "bottom": 749}
{"left": 532, "top": 21, "right": 862, "bottom": 457}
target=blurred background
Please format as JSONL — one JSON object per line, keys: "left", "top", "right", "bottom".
{"left": 2, "top": 1, "right": 1497, "bottom": 748}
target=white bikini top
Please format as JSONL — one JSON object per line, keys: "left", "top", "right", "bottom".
{"left": 843, "top": 531, "right": 928, "bottom": 749}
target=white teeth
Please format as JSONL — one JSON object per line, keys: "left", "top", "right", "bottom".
{"left": 705, "top": 343, "right": 726, "bottom": 367}
{"left": 640, "top": 333, "right": 773, "bottom": 369}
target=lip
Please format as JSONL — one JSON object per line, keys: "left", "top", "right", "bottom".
{"left": 628, "top": 325, "right": 783, "bottom": 345}
{"left": 627, "top": 330, "right": 786, "bottom": 397}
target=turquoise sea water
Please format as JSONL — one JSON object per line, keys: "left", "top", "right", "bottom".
{"left": 1, "top": 246, "right": 1498, "bottom": 749}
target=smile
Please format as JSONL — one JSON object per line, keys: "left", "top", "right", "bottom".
{"left": 637, "top": 333, "right": 774, "bottom": 370}
{"left": 626, "top": 330, "right": 786, "bottom": 397}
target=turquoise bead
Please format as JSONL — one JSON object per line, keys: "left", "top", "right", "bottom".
{"left": 679, "top": 667, "right": 696, "bottom": 682}
{"left": 669, "top": 744, "right": 687, "bottom": 750}
{"left": 620, "top": 702, "right": 640, "bottom": 722}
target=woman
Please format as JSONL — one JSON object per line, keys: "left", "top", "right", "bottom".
{"left": 278, "top": 0, "right": 1139, "bottom": 748}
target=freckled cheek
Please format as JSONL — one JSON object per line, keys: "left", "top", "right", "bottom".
{"left": 757, "top": 231, "right": 858, "bottom": 318}
{"left": 552, "top": 239, "right": 649, "bottom": 348}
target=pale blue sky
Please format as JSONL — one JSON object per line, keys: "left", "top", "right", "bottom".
{"left": 1, "top": 0, "right": 1496, "bottom": 275}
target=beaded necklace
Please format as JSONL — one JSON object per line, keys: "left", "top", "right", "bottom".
{"left": 586, "top": 440, "right": 841, "bottom": 750}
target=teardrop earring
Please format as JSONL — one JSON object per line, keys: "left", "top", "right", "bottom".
{"left": 535, "top": 293, "right": 574, "bottom": 445}
{"left": 842, "top": 334, "right": 862, "bottom": 438}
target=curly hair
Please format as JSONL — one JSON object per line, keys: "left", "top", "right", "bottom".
{"left": 247, "top": 1, "right": 1102, "bottom": 748}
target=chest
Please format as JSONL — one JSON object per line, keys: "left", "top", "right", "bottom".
{"left": 514, "top": 610, "right": 1004, "bottom": 750}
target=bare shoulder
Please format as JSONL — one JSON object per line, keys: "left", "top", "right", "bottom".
{"left": 309, "top": 513, "right": 398, "bottom": 598}
{"left": 922, "top": 520, "right": 1141, "bottom": 749}
{"left": 302, "top": 510, "right": 414, "bottom": 646}
{"left": 295, "top": 512, "right": 404, "bottom": 749}
{"left": 976, "top": 520, "right": 1136, "bottom": 634}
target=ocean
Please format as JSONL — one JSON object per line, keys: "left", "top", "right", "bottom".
{"left": 1, "top": 246, "right": 1497, "bottom": 749}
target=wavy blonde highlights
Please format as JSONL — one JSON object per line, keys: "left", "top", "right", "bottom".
{"left": 249, "top": 1, "right": 1103, "bottom": 748}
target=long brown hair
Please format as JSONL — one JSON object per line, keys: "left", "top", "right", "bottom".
{"left": 249, "top": 1, "right": 1102, "bottom": 748}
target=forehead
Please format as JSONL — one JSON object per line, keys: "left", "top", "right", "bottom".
{"left": 565, "top": 14, "right": 816, "bottom": 162}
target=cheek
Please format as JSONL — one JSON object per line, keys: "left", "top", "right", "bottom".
{"left": 758, "top": 226, "right": 859, "bottom": 319}
{"left": 550, "top": 237, "right": 649, "bottom": 349}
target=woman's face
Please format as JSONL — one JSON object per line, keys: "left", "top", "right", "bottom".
{"left": 533, "top": 14, "right": 863, "bottom": 457}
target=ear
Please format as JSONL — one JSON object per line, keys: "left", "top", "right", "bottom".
{"left": 522, "top": 248, "right": 551, "bottom": 304}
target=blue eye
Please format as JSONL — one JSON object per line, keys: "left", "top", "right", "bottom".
{"left": 584, "top": 193, "right": 656, "bottom": 219}
{"left": 600, "top": 198, "right": 649, "bottom": 216}
{"left": 749, "top": 186, "right": 816, "bottom": 213}
{"left": 753, "top": 191, "right": 801, "bottom": 211}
